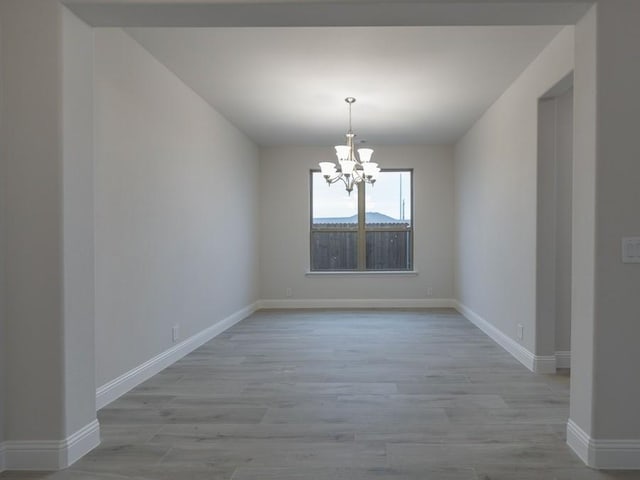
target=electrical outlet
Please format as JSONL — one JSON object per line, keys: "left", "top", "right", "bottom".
{"left": 285, "top": 287, "right": 292, "bottom": 298}
{"left": 517, "top": 324, "right": 524, "bottom": 341}
{"left": 426, "top": 287, "right": 433, "bottom": 297}
{"left": 172, "top": 325, "right": 180, "bottom": 343}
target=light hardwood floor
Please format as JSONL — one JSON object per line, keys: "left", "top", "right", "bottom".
{"left": 3, "top": 309, "right": 640, "bottom": 479}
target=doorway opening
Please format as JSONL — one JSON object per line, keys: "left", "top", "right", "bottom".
{"left": 536, "top": 72, "right": 574, "bottom": 372}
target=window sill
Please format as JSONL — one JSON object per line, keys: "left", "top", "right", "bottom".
{"left": 305, "top": 270, "right": 419, "bottom": 277}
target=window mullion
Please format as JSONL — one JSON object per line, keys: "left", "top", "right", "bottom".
{"left": 357, "top": 182, "right": 366, "bottom": 270}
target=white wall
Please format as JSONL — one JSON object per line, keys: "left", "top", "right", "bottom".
{"left": 62, "top": 6, "right": 97, "bottom": 436}
{"left": 0, "top": 7, "right": 5, "bottom": 453}
{"left": 589, "top": 0, "right": 640, "bottom": 442}
{"left": 567, "top": 3, "right": 640, "bottom": 466}
{"left": 259, "top": 145, "right": 454, "bottom": 303}
{"left": 2, "top": 0, "right": 68, "bottom": 443}
{"left": 569, "top": 5, "right": 597, "bottom": 439}
{"left": 454, "top": 27, "right": 574, "bottom": 355}
{"left": 94, "top": 28, "right": 260, "bottom": 387}
{"left": 0, "top": 3, "right": 99, "bottom": 466}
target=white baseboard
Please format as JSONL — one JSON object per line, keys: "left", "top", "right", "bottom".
{"left": 257, "top": 298, "right": 456, "bottom": 309}
{"left": 454, "top": 301, "right": 558, "bottom": 374}
{"left": 2, "top": 419, "right": 100, "bottom": 471}
{"left": 567, "top": 419, "right": 640, "bottom": 469}
{"left": 533, "top": 355, "right": 557, "bottom": 374}
{"left": 556, "top": 350, "right": 571, "bottom": 368}
{"left": 96, "top": 302, "right": 259, "bottom": 409}
{"left": 66, "top": 420, "right": 101, "bottom": 466}
{"left": 567, "top": 419, "right": 592, "bottom": 465}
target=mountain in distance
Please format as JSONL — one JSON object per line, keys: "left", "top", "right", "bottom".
{"left": 314, "top": 212, "right": 408, "bottom": 224}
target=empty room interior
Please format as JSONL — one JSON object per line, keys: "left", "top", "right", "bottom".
{"left": 1, "top": 1, "right": 640, "bottom": 479}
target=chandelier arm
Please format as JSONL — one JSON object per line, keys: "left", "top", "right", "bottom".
{"left": 340, "top": 174, "right": 356, "bottom": 194}
{"left": 324, "top": 175, "right": 343, "bottom": 186}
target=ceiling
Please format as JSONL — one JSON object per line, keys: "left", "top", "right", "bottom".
{"left": 126, "top": 25, "right": 563, "bottom": 146}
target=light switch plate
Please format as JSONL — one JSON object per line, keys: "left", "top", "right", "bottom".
{"left": 622, "top": 237, "right": 640, "bottom": 263}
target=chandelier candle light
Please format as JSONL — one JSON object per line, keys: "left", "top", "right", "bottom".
{"left": 319, "top": 97, "right": 380, "bottom": 194}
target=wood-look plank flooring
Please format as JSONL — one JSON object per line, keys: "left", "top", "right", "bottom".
{"left": 3, "top": 309, "right": 640, "bottom": 479}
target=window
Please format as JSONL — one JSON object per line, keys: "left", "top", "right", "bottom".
{"left": 310, "top": 170, "right": 413, "bottom": 271}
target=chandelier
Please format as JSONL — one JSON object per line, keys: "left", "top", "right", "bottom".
{"left": 319, "top": 97, "right": 380, "bottom": 194}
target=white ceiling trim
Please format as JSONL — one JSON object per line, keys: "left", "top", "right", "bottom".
{"left": 67, "top": 1, "right": 591, "bottom": 28}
